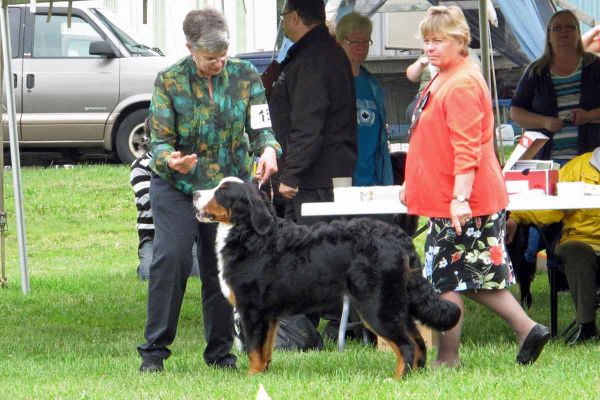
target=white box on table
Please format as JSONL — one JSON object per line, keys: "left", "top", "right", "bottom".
{"left": 333, "top": 185, "right": 403, "bottom": 203}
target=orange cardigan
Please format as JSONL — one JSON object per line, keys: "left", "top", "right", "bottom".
{"left": 405, "top": 58, "right": 508, "bottom": 218}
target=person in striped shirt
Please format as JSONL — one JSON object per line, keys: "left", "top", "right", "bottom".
{"left": 511, "top": 9, "right": 600, "bottom": 164}
{"left": 130, "top": 151, "right": 199, "bottom": 281}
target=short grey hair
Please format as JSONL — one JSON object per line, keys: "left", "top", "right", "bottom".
{"left": 183, "top": 8, "right": 229, "bottom": 53}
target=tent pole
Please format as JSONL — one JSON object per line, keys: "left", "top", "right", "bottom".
{"left": 1, "top": 0, "right": 29, "bottom": 294}
{"left": 0, "top": 7, "right": 5, "bottom": 289}
{"left": 478, "top": 0, "right": 490, "bottom": 87}
{"left": 489, "top": 30, "right": 505, "bottom": 165}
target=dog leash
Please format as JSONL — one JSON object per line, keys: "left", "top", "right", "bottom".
{"left": 266, "top": 178, "right": 274, "bottom": 204}
{"left": 411, "top": 222, "right": 429, "bottom": 239}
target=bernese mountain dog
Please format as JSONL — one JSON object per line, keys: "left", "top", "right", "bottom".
{"left": 193, "top": 177, "right": 460, "bottom": 378}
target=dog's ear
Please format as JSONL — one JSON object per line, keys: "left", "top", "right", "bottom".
{"left": 244, "top": 183, "right": 273, "bottom": 235}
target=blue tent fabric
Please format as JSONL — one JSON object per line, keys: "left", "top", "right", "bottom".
{"left": 495, "top": 0, "right": 554, "bottom": 62}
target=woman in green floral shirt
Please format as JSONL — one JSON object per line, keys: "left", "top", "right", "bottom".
{"left": 137, "top": 8, "right": 280, "bottom": 373}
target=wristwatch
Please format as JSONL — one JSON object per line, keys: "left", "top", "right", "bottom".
{"left": 453, "top": 194, "right": 469, "bottom": 202}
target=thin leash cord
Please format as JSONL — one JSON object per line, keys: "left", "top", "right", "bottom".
{"left": 411, "top": 222, "right": 428, "bottom": 239}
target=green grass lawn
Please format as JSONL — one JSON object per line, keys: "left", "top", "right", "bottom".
{"left": 0, "top": 165, "right": 598, "bottom": 399}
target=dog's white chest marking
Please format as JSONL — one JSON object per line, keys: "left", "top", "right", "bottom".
{"left": 215, "top": 224, "right": 233, "bottom": 299}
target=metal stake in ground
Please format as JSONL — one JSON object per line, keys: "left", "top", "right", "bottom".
{"left": 0, "top": 14, "right": 5, "bottom": 289}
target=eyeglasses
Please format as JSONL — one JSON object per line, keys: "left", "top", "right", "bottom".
{"left": 549, "top": 24, "right": 578, "bottom": 33}
{"left": 343, "top": 38, "right": 373, "bottom": 47}
{"left": 407, "top": 91, "right": 430, "bottom": 138}
{"left": 279, "top": 10, "right": 293, "bottom": 20}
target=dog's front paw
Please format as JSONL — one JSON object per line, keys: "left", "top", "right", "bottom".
{"left": 248, "top": 351, "right": 268, "bottom": 375}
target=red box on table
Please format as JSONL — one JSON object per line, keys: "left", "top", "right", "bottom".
{"left": 502, "top": 131, "right": 559, "bottom": 195}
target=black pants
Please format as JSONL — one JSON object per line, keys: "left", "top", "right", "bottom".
{"left": 137, "top": 176, "right": 234, "bottom": 365}
{"left": 555, "top": 241, "right": 600, "bottom": 324}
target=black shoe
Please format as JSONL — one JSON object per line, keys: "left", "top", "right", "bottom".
{"left": 139, "top": 356, "right": 164, "bottom": 373}
{"left": 208, "top": 355, "right": 237, "bottom": 370}
{"left": 516, "top": 324, "right": 551, "bottom": 365}
{"left": 567, "top": 322, "right": 599, "bottom": 345}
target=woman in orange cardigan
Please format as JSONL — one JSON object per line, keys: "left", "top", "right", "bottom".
{"left": 402, "top": 5, "right": 550, "bottom": 368}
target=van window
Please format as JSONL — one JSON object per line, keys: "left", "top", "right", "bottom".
{"left": 91, "top": 8, "right": 160, "bottom": 57}
{"left": 33, "top": 14, "right": 103, "bottom": 58}
{"left": 9, "top": 8, "right": 21, "bottom": 57}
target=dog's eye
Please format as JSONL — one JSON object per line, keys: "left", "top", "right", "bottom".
{"left": 207, "top": 214, "right": 215, "bottom": 221}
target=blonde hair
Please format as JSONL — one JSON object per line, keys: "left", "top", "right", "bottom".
{"left": 335, "top": 12, "right": 373, "bottom": 40}
{"left": 530, "top": 9, "right": 594, "bottom": 76}
{"left": 418, "top": 5, "right": 470, "bottom": 57}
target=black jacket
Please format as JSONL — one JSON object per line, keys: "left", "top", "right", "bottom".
{"left": 269, "top": 25, "right": 357, "bottom": 189}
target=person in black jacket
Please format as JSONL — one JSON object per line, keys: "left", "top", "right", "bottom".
{"left": 269, "top": 0, "right": 357, "bottom": 224}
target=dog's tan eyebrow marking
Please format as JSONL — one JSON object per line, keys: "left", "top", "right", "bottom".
{"left": 205, "top": 198, "right": 231, "bottom": 224}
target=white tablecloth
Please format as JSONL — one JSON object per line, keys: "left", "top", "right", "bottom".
{"left": 301, "top": 193, "right": 600, "bottom": 217}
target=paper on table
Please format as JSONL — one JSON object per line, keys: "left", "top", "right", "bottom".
{"left": 557, "top": 182, "right": 600, "bottom": 196}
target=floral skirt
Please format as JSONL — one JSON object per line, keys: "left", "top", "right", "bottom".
{"left": 423, "top": 210, "right": 515, "bottom": 293}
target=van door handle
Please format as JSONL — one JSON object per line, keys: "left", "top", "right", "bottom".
{"left": 26, "top": 74, "right": 35, "bottom": 89}
{"left": 13, "top": 74, "right": 17, "bottom": 88}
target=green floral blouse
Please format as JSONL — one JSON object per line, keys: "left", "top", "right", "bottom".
{"left": 148, "top": 56, "right": 281, "bottom": 194}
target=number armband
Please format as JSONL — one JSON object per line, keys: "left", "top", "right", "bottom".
{"left": 250, "top": 104, "right": 272, "bottom": 130}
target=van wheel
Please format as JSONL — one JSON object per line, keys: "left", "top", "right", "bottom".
{"left": 116, "top": 109, "right": 149, "bottom": 164}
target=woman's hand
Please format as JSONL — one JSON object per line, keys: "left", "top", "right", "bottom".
{"left": 570, "top": 108, "right": 592, "bottom": 126}
{"left": 167, "top": 151, "right": 198, "bottom": 173}
{"left": 582, "top": 25, "right": 600, "bottom": 54}
{"left": 254, "top": 147, "right": 278, "bottom": 186}
{"left": 450, "top": 199, "right": 472, "bottom": 235}
{"left": 542, "top": 116, "right": 564, "bottom": 132}
{"left": 399, "top": 186, "right": 407, "bottom": 206}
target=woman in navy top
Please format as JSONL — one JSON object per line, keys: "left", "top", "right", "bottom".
{"left": 511, "top": 10, "right": 600, "bottom": 162}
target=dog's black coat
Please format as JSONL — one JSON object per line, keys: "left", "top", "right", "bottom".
{"left": 198, "top": 180, "right": 461, "bottom": 377}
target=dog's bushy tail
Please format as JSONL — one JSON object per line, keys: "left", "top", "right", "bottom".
{"left": 406, "top": 270, "right": 461, "bottom": 331}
